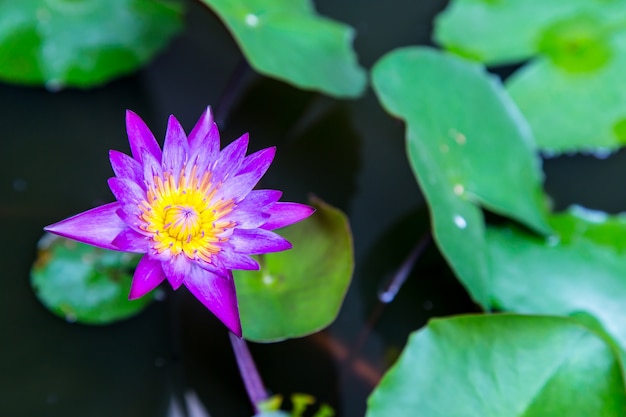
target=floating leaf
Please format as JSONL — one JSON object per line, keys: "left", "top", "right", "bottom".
{"left": 31, "top": 234, "right": 153, "bottom": 324}
{"left": 434, "top": 0, "right": 602, "bottom": 65}
{"left": 367, "top": 314, "right": 626, "bottom": 417}
{"left": 371, "top": 47, "right": 549, "bottom": 307}
{"left": 506, "top": 37, "right": 626, "bottom": 153}
{"left": 435, "top": 0, "right": 626, "bottom": 153}
{"left": 0, "top": 0, "right": 183, "bottom": 89}
{"left": 234, "top": 196, "right": 353, "bottom": 342}
{"left": 487, "top": 206, "right": 626, "bottom": 362}
{"left": 199, "top": 0, "right": 366, "bottom": 98}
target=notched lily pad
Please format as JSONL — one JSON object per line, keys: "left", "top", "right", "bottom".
{"left": 234, "top": 196, "right": 354, "bottom": 342}
{"left": 31, "top": 234, "right": 154, "bottom": 324}
{"left": 199, "top": 0, "right": 366, "bottom": 98}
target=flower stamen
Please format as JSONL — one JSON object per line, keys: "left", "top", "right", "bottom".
{"left": 139, "top": 166, "right": 235, "bottom": 263}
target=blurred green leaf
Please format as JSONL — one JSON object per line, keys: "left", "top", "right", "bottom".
{"left": 434, "top": 0, "right": 605, "bottom": 65}
{"left": 31, "top": 234, "right": 154, "bottom": 324}
{"left": 506, "top": 33, "right": 626, "bottom": 154}
{"left": 435, "top": 0, "right": 626, "bottom": 153}
{"left": 0, "top": 0, "right": 183, "bottom": 89}
{"left": 367, "top": 314, "right": 626, "bottom": 417}
{"left": 234, "top": 196, "right": 354, "bottom": 342}
{"left": 371, "top": 47, "right": 549, "bottom": 307}
{"left": 199, "top": 0, "right": 366, "bottom": 98}
{"left": 487, "top": 205, "right": 626, "bottom": 364}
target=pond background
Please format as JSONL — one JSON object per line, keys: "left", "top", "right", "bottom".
{"left": 3, "top": 0, "right": 626, "bottom": 416}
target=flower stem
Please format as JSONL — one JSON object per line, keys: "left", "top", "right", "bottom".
{"left": 349, "top": 230, "right": 432, "bottom": 358}
{"left": 229, "top": 332, "right": 267, "bottom": 414}
{"left": 378, "top": 230, "right": 432, "bottom": 304}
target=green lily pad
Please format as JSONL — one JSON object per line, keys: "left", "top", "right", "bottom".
{"left": 434, "top": 0, "right": 603, "bottom": 65}
{"left": 506, "top": 32, "right": 626, "bottom": 153}
{"left": 435, "top": 0, "right": 626, "bottom": 153}
{"left": 0, "top": 0, "right": 183, "bottom": 89}
{"left": 487, "top": 205, "right": 626, "bottom": 363}
{"left": 31, "top": 234, "right": 153, "bottom": 324}
{"left": 367, "top": 314, "right": 626, "bottom": 417}
{"left": 234, "top": 196, "right": 354, "bottom": 342}
{"left": 371, "top": 47, "right": 549, "bottom": 307}
{"left": 199, "top": 0, "right": 366, "bottom": 98}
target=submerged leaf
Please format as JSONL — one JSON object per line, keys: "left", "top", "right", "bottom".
{"left": 0, "top": 0, "right": 183, "bottom": 88}
{"left": 234, "top": 196, "right": 354, "bottom": 342}
{"left": 31, "top": 234, "right": 154, "bottom": 324}
{"left": 367, "top": 314, "right": 626, "bottom": 417}
{"left": 199, "top": 0, "right": 366, "bottom": 97}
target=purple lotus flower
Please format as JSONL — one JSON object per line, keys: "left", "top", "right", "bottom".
{"left": 45, "top": 107, "right": 313, "bottom": 336}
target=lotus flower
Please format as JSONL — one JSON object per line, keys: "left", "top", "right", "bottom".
{"left": 45, "top": 107, "right": 314, "bottom": 336}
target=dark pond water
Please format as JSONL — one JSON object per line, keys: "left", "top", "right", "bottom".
{"left": 3, "top": 1, "right": 626, "bottom": 416}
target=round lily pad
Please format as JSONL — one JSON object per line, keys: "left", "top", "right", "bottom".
{"left": 31, "top": 234, "right": 155, "bottom": 324}
{"left": 0, "top": 0, "right": 183, "bottom": 88}
{"left": 234, "top": 196, "right": 354, "bottom": 342}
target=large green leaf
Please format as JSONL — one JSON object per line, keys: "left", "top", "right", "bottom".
{"left": 199, "top": 0, "right": 366, "bottom": 98}
{"left": 435, "top": 0, "right": 626, "bottom": 153}
{"left": 367, "top": 314, "right": 626, "bottom": 417}
{"left": 487, "top": 205, "right": 626, "bottom": 362}
{"left": 371, "top": 47, "right": 549, "bottom": 307}
{"left": 31, "top": 234, "right": 153, "bottom": 324}
{"left": 0, "top": 0, "right": 182, "bottom": 89}
{"left": 234, "top": 197, "right": 354, "bottom": 342}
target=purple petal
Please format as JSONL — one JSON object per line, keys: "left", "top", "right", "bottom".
{"left": 212, "top": 134, "right": 249, "bottom": 183}
{"left": 109, "top": 150, "right": 144, "bottom": 187}
{"left": 108, "top": 177, "right": 146, "bottom": 206}
{"left": 184, "top": 267, "right": 242, "bottom": 336}
{"left": 44, "top": 202, "right": 127, "bottom": 251}
{"left": 162, "top": 115, "right": 189, "bottom": 181}
{"left": 112, "top": 228, "right": 148, "bottom": 253}
{"left": 129, "top": 256, "right": 166, "bottom": 299}
{"left": 188, "top": 106, "right": 220, "bottom": 160}
{"left": 236, "top": 147, "right": 275, "bottom": 177}
{"left": 237, "top": 190, "right": 282, "bottom": 210}
{"left": 229, "top": 228, "right": 292, "bottom": 254}
{"left": 141, "top": 148, "right": 164, "bottom": 188}
{"left": 161, "top": 255, "right": 190, "bottom": 290}
{"left": 116, "top": 205, "right": 145, "bottom": 233}
{"left": 185, "top": 139, "right": 218, "bottom": 183}
{"left": 222, "top": 205, "right": 269, "bottom": 229}
{"left": 215, "top": 172, "right": 262, "bottom": 204}
{"left": 218, "top": 251, "right": 260, "bottom": 270}
{"left": 213, "top": 147, "right": 275, "bottom": 203}
{"left": 193, "top": 256, "right": 228, "bottom": 277}
{"left": 261, "top": 202, "right": 315, "bottom": 230}
{"left": 126, "top": 110, "right": 162, "bottom": 163}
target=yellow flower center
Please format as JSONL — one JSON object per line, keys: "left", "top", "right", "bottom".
{"left": 139, "top": 166, "right": 235, "bottom": 263}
